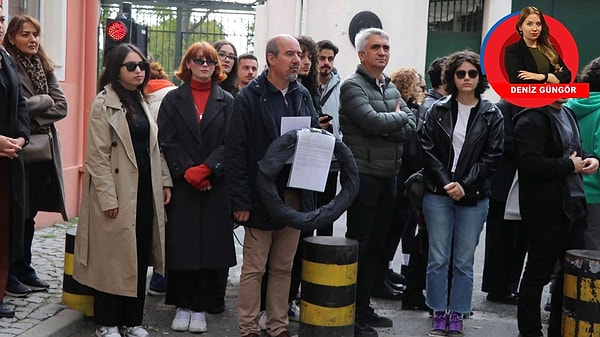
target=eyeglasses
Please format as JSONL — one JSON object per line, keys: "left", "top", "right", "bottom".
{"left": 191, "top": 58, "right": 217, "bottom": 66}
{"left": 218, "top": 52, "right": 237, "bottom": 61}
{"left": 121, "top": 61, "right": 149, "bottom": 72}
{"left": 455, "top": 70, "right": 479, "bottom": 79}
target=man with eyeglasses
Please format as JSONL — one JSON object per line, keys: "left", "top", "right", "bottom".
{"left": 339, "top": 28, "right": 416, "bottom": 337}
{"left": 225, "top": 34, "right": 327, "bottom": 337}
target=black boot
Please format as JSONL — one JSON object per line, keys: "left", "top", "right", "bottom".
{"left": 0, "top": 301, "right": 15, "bottom": 318}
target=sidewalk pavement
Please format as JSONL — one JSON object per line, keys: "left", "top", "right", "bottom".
{"left": 0, "top": 220, "right": 550, "bottom": 337}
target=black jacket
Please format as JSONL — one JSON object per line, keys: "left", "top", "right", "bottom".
{"left": 513, "top": 105, "right": 591, "bottom": 223}
{"left": 490, "top": 100, "right": 523, "bottom": 201}
{"left": 504, "top": 39, "right": 571, "bottom": 84}
{"left": 419, "top": 96, "right": 504, "bottom": 204}
{"left": 224, "top": 70, "right": 318, "bottom": 230}
{"left": 0, "top": 48, "right": 29, "bottom": 261}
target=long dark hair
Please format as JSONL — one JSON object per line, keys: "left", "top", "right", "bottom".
{"left": 297, "top": 35, "right": 319, "bottom": 97}
{"left": 213, "top": 40, "right": 239, "bottom": 95}
{"left": 98, "top": 44, "right": 150, "bottom": 112}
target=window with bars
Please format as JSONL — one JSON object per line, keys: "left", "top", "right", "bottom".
{"left": 428, "top": 0, "right": 484, "bottom": 33}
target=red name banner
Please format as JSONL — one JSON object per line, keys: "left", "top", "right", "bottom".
{"left": 494, "top": 83, "right": 589, "bottom": 99}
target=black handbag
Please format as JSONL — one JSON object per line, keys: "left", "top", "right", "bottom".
{"left": 23, "top": 128, "right": 53, "bottom": 164}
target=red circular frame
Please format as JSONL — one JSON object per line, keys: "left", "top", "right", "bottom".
{"left": 482, "top": 12, "right": 578, "bottom": 107}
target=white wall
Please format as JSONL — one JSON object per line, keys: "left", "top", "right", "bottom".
{"left": 254, "top": 0, "right": 514, "bottom": 102}
{"left": 255, "top": 0, "right": 430, "bottom": 79}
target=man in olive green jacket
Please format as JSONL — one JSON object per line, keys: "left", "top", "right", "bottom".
{"left": 339, "top": 27, "right": 416, "bottom": 337}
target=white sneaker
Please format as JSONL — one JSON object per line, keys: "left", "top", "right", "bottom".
{"left": 257, "top": 310, "right": 267, "bottom": 331}
{"left": 171, "top": 307, "right": 191, "bottom": 331}
{"left": 124, "top": 326, "right": 148, "bottom": 337}
{"left": 288, "top": 300, "right": 300, "bottom": 322}
{"left": 96, "top": 326, "right": 121, "bottom": 337}
{"left": 189, "top": 311, "right": 208, "bottom": 333}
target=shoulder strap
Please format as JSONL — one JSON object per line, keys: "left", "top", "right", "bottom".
{"left": 319, "top": 81, "right": 339, "bottom": 106}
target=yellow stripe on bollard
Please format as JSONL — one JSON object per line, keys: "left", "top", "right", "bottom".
{"left": 62, "top": 228, "right": 94, "bottom": 317}
{"left": 301, "top": 260, "right": 357, "bottom": 287}
{"left": 562, "top": 249, "right": 600, "bottom": 337}
{"left": 300, "top": 301, "right": 355, "bottom": 327}
{"left": 579, "top": 277, "right": 600, "bottom": 303}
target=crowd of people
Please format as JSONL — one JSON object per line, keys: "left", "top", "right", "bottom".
{"left": 2, "top": 4, "right": 600, "bottom": 337}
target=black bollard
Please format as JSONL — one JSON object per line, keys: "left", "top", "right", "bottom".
{"left": 563, "top": 249, "right": 600, "bottom": 337}
{"left": 299, "top": 236, "right": 358, "bottom": 337}
{"left": 62, "top": 228, "right": 94, "bottom": 316}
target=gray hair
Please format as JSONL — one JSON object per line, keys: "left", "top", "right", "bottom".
{"left": 354, "top": 28, "right": 389, "bottom": 53}
{"left": 265, "top": 34, "right": 296, "bottom": 68}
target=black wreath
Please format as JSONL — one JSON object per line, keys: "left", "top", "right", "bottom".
{"left": 256, "top": 128, "right": 359, "bottom": 231}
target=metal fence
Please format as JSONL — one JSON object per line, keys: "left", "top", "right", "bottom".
{"left": 98, "top": 1, "right": 256, "bottom": 82}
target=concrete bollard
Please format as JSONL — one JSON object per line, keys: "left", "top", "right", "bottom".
{"left": 562, "top": 249, "right": 600, "bottom": 337}
{"left": 299, "top": 236, "right": 358, "bottom": 337}
{"left": 62, "top": 228, "right": 94, "bottom": 316}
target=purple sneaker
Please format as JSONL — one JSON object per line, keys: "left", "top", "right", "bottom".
{"left": 429, "top": 311, "right": 447, "bottom": 336}
{"left": 448, "top": 312, "right": 463, "bottom": 337}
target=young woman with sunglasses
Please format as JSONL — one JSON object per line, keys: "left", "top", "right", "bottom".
{"left": 73, "top": 43, "right": 173, "bottom": 337}
{"left": 418, "top": 50, "right": 504, "bottom": 337}
{"left": 157, "top": 41, "right": 235, "bottom": 334}
{"left": 504, "top": 6, "right": 571, "bottom": 84}
{"left": 2, "top": 15, "right": 68, "bottom": 297}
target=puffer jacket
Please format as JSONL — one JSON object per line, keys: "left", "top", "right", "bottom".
{"left": 339, "top": 64, "right": 416, "bottom": 178}
{"left": 224, "top": 70, "right": 318, "bottom": 230}
{"left": 419, "top": 95, "right": 504, "bottom": 203}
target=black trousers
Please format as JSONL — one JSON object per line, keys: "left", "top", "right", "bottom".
{"left": 517, "top": 201, "right": 586, "bottom": 337}
{"left": 166, "top": 269, "right": 221, "bottom": 312}
{"left": 481, "top": 199, "right": 527, "bottom": 295}
{"left": 94, "top": 172, "right": 154, "bottom": 327}
{"left": 10, "top": 161, "right": 53, "bottom": 282}
{"left": 345, "top": 173, "right": 397, "bottom": 318}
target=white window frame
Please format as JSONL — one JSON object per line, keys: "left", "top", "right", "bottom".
{"left": 40, "top": 0, "right": 67, "bottom": 81}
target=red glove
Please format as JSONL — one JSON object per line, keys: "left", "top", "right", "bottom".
{"left": 184, "top": 164, "right": 212, "bottom": 188}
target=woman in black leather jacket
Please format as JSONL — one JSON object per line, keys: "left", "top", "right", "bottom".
{"left": 418, "top": 50, "right": 504, "bottom": 336}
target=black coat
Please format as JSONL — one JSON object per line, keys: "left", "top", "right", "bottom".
{"left": 157, "top": 81, "right": 236, "bottom": 270}
{"left": 0, "top": 48, "right": 29, "bottom": 261}
{"left": 513, "top": 105, "right": 591, "bottom": 223}
{"left": 224, "top": 70, "right": 318, "bottom": 230}
{"left": 419, "top": 96, "right": 504, "bottom": 203}
{"left": 489, "top": 100, "right": 523, "bottom": 201}
{"left": 504, "top": 39, "right": 571, "bottom": 84}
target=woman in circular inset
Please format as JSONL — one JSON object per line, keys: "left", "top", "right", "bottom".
{"left": 504, "top": 6, "right": 571, "bottom": 84}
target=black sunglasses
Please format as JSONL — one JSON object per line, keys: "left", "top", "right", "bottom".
{"left": 455, "top": 70, "right": 479, "bottom": 79}
{"left": 192, "top": 58, "right": 217, "bottom": 66}
{"left": 121, "top": 61, "right": 149, "bottom": 72}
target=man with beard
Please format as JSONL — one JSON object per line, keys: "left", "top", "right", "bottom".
{"left": 225, "top": 34, "right": 327, "bottom": 337}
{"left": 339, "top": 28, "right": 416, "bottom": 337}
{"left": 314, "top": 39, "right": 341, "bottom": 237}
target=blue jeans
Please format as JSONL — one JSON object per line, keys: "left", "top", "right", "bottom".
{"left": 423, "top": 193, "right": 488, "bottom": 313}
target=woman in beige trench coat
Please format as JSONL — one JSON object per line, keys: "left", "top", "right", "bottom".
{"left": 73, "top": 44, "right": 172, "bottom": 337}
